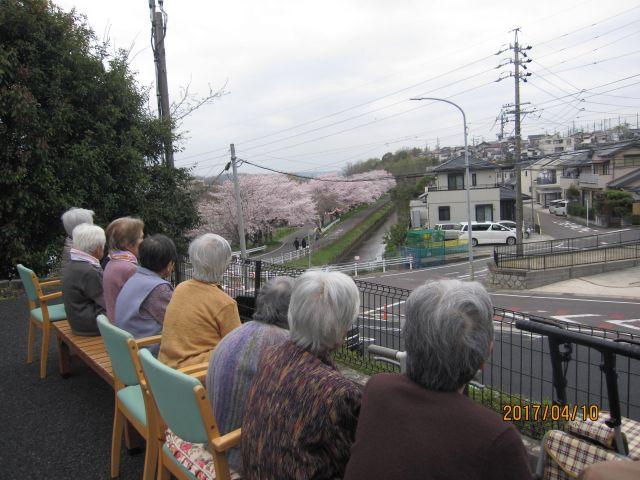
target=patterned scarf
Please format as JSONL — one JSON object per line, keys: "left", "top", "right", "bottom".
{"left": 70, "top": 248, "right": 101, "bottom": 268}
{"left": 109, "top": 250, "right": 138, "bottom": 264}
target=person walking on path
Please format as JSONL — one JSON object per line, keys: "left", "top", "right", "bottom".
{"left": 293, "top": 238, "right": 300, "bottom": 250}
{"left": 301, "top": 237, "right": 307, "bottom": 249}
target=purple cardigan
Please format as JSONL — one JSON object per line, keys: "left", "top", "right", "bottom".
{"left": 103, "top": 258, "right": 137, "bottom": 323}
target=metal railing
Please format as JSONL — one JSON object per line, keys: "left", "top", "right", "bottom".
{"left": 494, "top": 229, "right": 640, "bottom": 270}
{"left": 172, "top": 257, "right": 639, "bottom": 439}
{"left": 427, "top": 183, "right": 501, "bottom": 192}
{"left": 320, "top": 256, "right": 413, "bottom": 276}
{"left": 268, "top": 246, "right": 310, "bottom": 264}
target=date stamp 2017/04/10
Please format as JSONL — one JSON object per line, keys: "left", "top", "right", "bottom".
{"left": 503, "top": 404, "right": 601, "bottom": 422}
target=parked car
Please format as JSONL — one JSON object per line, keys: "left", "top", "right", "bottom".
{"left": 497, "top": 220, "right": 531, "bottom": 239}
{"left": 458, "top": 222, "right": 517, "bottom": 247}
{"left": 548, "top": 199, "right": 563, "bottom": 214}
{"left": 434, "top": 223, "right": 463, "bottom": 240}
{"left": 554, "top": 200, "right": 569, "bottom": 216}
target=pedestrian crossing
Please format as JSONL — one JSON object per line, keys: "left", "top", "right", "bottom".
{"left": 446, "top": 268, "right": 488, "bottom": 280}
{"left": 552, "top": 220, "right": 598, "bottom": 235}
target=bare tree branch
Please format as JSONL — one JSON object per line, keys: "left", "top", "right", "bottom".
{"left": 171, "top": 78, "right": 229, "bottom": 123}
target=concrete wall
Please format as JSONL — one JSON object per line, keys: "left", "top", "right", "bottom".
{"left": 487, "top": 257, "right": 640, "bottom": 289}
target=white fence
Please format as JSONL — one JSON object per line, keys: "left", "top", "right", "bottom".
{"left": 231, "top": 245, "right": 267, "bottom": 257}
{"left": 321, "top": 256, "right": 413, "bottom": 276}
{"left": 269, "top": 246, "right": 310, "bottom": 264}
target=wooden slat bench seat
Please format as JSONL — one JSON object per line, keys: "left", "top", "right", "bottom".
{"left": 53, "top": 320, "right": 114, "bottom": 387}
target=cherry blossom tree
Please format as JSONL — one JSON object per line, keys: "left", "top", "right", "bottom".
{"left": 196, "top": 170, "right": 395, "bottom": 244}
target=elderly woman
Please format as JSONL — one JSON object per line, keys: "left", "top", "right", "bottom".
{"left": 61, "top": 207, "right": 94, "bottom": 271}
{"left": 102, "top": 217, "right": 145, "bottom": 323}
{"left": 344, "top": 280, "right": 532, "bottom": 480}
{"left": 62, "top": 224, "right": 106, "bottom": 336}
{"left": 158, "top": 234, "right": 241, "bottom": 369}
{"left": 206, "top": 276, "right": 294, "bottom": 472}
{"left": 241, "top": 271, "right": 362, "bottom": 480}
{"left": 114, "top": 235, "right": 176, "bottom": 352}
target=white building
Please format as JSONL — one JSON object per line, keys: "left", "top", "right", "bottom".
{"left": 415, "top": 156, "right": 523, "bottom": 228}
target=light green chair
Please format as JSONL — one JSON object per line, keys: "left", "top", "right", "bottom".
{"left": 97, "top": 315, "right": 161, "bottom": 480}
{"left": 137, "top": 349, "right": 241, "bottom": 480}
{"left": 17, "top": 264, "right": 67, "bottom": 378}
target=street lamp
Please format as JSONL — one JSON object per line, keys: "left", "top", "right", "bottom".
{"left": 410, "top": 97, "right": 474, "bottom": 280}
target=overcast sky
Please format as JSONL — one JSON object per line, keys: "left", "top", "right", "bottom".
{"left": 56, "top": 0, "right": 640, "bottom": 176}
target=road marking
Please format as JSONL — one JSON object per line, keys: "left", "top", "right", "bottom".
{"left": 363, "top": 301, "right": 405, "bottom": 316}
{"left": 604, "top": 319, "right": 640, "bottom": 332}
{"left": 551, "top": 314, "right": 601, "bottom": 324}
{"left": 490, "top": 293, "right": 640, "bottom": 305}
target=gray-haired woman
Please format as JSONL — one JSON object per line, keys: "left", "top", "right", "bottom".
{"left": 60, "top": 207, "right": 94, "bottom": 271}
{"left": 157, "top": 233, "right": 241, "bottom": 369}
{"left": 62, "top": 223, "right": 106, "bottom": 336}
{"left": 241, "top": 270, "right": 362, "bottom": 480}
{"left": 344, "top": 280, "right": 532, "bottom": 480}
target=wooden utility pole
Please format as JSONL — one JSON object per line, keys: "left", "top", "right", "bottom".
{"left": 149, "top": 1, "right": 174, "bottom": 167}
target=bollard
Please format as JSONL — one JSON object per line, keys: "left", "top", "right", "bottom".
{"left": 382, "top": 258, "right": 386, "bottom": 273}
{"left": 354, "top": 262, "right": 358, "bottom": 277}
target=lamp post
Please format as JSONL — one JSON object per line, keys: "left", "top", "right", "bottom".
{"left": 410, "top": 97, "right": 474, "bottom": 280}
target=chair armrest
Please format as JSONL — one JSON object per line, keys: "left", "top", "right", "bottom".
{"left": 212, "top": 428, "right": 241, "bottom": 452}
{"left": 40, "top": 291, "right": 63, "bottom": 302}
{"left": 178, "top": 362, "right": 209, "bottom": 376}
{"left": 40, "top": 278, "right": 62, "bottom": 287}
{"left": 135, "top": 335, "right": 162, "bottom": 347}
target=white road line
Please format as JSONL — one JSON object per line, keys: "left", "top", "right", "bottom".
{"left": 551, "top": 314, "right": 601, "bottom": 324}
{"left": 363, "top": 300, "right": 405, "bottom": 316}
{"left": 605, "top": 319, "right": 640, "bottom": 331}
{"left": 490, "top": 293, "right": 640, "bottom": 305}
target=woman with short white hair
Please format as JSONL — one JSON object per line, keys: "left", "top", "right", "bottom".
{"left": 158, "top": 234, "right": 241, "bottom": 368}
{"left": 60, "top": 207, "right": 94, "bottom": 271}
{"left": 241, "top": 271, "right": 362, "bottom": 480}
{"left": 62, "top": 224, "right": 106, "bottom": 336}
{"left": 344, "top": 280, "right": 532, "bottom": 480}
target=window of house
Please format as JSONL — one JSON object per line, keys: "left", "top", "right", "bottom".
{"left": 438, "top": 206, "right": 451, "bottom": 221}
{"left": 472, "top": 173, "right": 477, "bottom": 186}
{"left": 475, "top": 204, "right": 493, "bottom": 222}
{"left": 447, "top": 173, "right": 464, "bottom": 190}
{"left": 603, "top": 162, "right": 610, "bottom": 174}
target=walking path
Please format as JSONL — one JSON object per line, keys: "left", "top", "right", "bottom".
{"left": 532, "top": 265, "right": 640, "bottom": 299}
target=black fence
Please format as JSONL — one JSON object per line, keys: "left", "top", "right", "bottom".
{"left": 494, "top": 229, "right": 640, "bottom": 270}
{"left": 174, "top": 257, "right": 640, "bottom": 439}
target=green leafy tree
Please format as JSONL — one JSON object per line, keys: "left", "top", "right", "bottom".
{"left": 0, "top": 0, "right": 199, "bottom": 277}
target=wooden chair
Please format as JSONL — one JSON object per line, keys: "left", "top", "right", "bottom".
{"left": 16, "top": 264, "right": 67, "bottom": 378}
{"left": 97, "top": 315, "right": 161, "bottom": 480}
{"left": 137, "top": 349, "right": 240, "bottom": 480}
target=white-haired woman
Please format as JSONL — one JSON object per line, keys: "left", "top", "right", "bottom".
{"left": 241, "top": 271, "right": 362, "bottom": 480}
{"left": 344, "top": 280, "right": 532, "bottom": 480}
{"left": 158, "top": 234, "right": 241, "bottom": 369}
{"left": 62, "top": 224, "right": 106, "bottom": 336}
{"left": 60, "top": 207, "right": 94, "bottom": 271}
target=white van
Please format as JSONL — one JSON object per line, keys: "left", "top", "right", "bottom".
{"left": 434, "top": 223, "right": 462, "bottom": 240}
{"left": 554, "top": 200, "right": 569, "bottom": 216}
{"left": 548, "top": 199, "right": 563, "bottom": 214}
{"left": 459, "top": 222, "right": 517, "bottom": 247}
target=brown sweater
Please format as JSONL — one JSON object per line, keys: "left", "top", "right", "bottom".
{"left": 344, "top": 373, "right": 532, "bottom": 480}
{"left": 158, "top": 279, "right": 241, "bottom": 369}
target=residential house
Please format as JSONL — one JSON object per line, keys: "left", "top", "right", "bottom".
{"left": 416, "top": 155, "right": 523, "bottom": 228}
{"left": 538, "top": 133, "right": 575, "bottom": 155}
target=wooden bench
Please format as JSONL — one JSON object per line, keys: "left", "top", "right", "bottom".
{"left": 53, "top": 320, "right": 114, "bottom": 387}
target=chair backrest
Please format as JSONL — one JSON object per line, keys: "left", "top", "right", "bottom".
{"left": 97, "top": 315, "right": 139, "bottom": 387}
{"left": 16, "top": 264, "right": 39, "bottom": 303}
{"left": 138, "top": 349, "right": 208, "bottom": 444}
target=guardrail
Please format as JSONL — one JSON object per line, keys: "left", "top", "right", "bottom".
{"left": 494, "top": 229, "right": 640, "bottom": 270}
{"left": 172, "top": 258, "right": 640, "bottom": 440}
{"left": 320, "top": 256, "right": 413, "bottom": 276}
{"left": 233, "top": 245, "right": 266, "bottom": 257}
{"left": 268, "top": 246, "right": 310, "bottom": 264}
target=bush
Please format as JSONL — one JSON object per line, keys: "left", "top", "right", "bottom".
{"left": 567, "top": 202, "right": 586, "bottom": 218}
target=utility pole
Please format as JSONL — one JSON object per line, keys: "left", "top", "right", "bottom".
{"left": 230, "top": 144, "right": 247, "bottom": 260}
{"left": 149, "top": 0, "right": 174, "bottom": 167}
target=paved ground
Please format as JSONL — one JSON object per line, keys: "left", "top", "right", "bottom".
{"left": 0, "top": 294, "right": 145, "bottom": 479}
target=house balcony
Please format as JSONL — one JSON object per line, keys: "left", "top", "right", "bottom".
{"left": 578, "top": 173, "right": 612, "bottom": 190}
{"left": 427, "top": 183, "right": 501, "bottom": 192}
{"left": 535, "top": 177, "right": 557, "bottom": 185}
